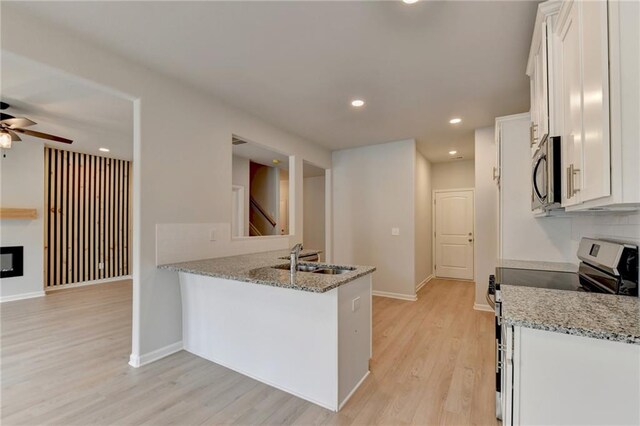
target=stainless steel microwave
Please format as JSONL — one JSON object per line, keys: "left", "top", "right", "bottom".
{"left": 532, "top": 135, "right": 561, "bottom": 210}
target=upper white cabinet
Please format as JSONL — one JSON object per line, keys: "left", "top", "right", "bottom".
{"left": 552, "top": 0, "right": 640, "bottom": 210}
{"left": 556, "top": 0, "right": 585, "bottom": 207}
{"left": 556, "top": 0, "right": 611, "bottom": 207}
{"left": 526, "top": 1, "right": 561, "bottom": 152}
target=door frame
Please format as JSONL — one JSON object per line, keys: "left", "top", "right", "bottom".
{"left": 231, "top": 185, "right": 245, "bottom": 237}
{"left": 431, "top": 188, "right": 475, "bottom": 280}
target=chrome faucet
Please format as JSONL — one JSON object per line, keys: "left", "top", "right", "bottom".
{"left": 290, "top": 243, "right": 304, "bottom": 275}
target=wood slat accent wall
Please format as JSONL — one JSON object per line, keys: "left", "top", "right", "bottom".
{"left": 44, "top": 147, "right": 131, "bottom": 288}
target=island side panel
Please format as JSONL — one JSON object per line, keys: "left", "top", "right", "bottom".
{"left": 179, "top": 272, "right": 339, "bottom": 411}
{"left": 337, "top": 274, "right": 373, "bottom": 408}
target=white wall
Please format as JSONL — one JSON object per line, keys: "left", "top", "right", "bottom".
{"left": 303, "top": 176, "right": 325, "bottom": 258}
{"left": 332, "top": 140, "right": 417, "bottom": 300}
{"left": 1, "top": 6, "right": 332, "bottom": 360}
{"left": 0, "top": 142, "right": 45, "bottom": 301}
{"left": 499, "top": 114, "right": 574, "bottom": 262}
{"left": 279, "top": 169, "right": 289, "bottom": 235}
{"left": 414, "top": 151, "right": 433, "bottom": 289}
{"left": 431, "top": 159, "right": 475, "bottom": 190}
{"left": 473, "top": 126, "right": 498, "bottom": 309}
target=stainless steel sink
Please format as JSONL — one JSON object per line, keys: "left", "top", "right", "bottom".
{"left": 312, "top": 267, "right": 353, "bottom": 275}
{"left": 273, "top": 263, "right": 321, "bottom": 272}
{"left": 272, "top": 264, "right": 355, "bottom": 274}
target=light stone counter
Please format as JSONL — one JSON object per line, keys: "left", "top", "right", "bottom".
{"left": 159, "top": 249, "right": 376, "bottom": 293}
{"left": 501, "top": 285, "right": 640, "bottom": 345}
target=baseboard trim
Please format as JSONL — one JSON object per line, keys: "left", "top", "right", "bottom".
{"left": 46, "top": 276, "right": 132, "bottom": 292}
{"left": 372, "top": 290, "right": 417, "bottom": 302}
{"left": 339, "top": 370, "right": 370, "bottom": 411}
{"left": 129, "top": 341, "right": 183, "bottom": 368}
{"left": 0, "top": 291, "right": 45, "bottom": 303}
{"left": 473, "top": 303, "right": 494, "bottom": 313}
{"left": 416, "top": 274, "right": 435, "bottom": 293}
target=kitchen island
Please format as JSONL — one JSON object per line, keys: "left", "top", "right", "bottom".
{"left": 160, "top": 250, "right": 376, "bottom": 411}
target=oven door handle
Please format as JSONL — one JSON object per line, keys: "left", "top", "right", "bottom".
{"left": 486, "top": 287, "right": 495, "bottom": 309}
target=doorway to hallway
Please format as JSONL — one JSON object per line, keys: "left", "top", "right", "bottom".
{"left": 433, "top": 189, "right": 474, "bottom": 280}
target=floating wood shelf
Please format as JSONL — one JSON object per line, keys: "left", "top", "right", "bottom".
{"left": 0, "top": 208, "right": 38, "bottom": 220}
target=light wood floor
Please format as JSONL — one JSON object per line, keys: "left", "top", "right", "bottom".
{"left": 1, "top": 278, "right": 498, "bottom": 425}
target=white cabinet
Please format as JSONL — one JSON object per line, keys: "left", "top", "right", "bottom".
{"left": 556, "top": 0, "right": 610, "bottom": 206}
{"left": 502, "top": 326, "right": 640, "bottom": 425}
{"left": 527, "top": 2, "right": 561, "bottom": 151}
{"left": 556, "top": 0, "right": 585, "bottom": 207}
{"left": 554, "top": 0, "right": 639, "bottom": 210}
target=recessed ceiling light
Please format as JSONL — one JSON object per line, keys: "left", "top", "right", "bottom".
{"left": 402, "top": 0, "right": 419, "bottom": 4}
{"left": 351, "top": 99, "right": 365, "bottom": 107}
{"left": 449, "top": 118, "right": 462, "bottom": 124}
{"left": 99, "top": 147, "right": 110, "bottom": 152}
{"left": 449, "top": 150, "right": 457, "bottom": 155}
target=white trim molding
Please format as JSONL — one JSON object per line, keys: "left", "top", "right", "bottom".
{"left": 0, "top": 290, "right": 45, "bottom": 303}
{"left": 45, "top": 276, "right": 132, "bottom": 292}
{"left": 128, "top": 341, "right": 183, "bottom": 368}
{"left": 473, "top": 303, "right": 494, "bottom": 313}
{"left": 372, "top": 290, "right": 417, "bottom": 302}
{"left": 416, "top": 274, "right": 435, "bottom": 293}
{"left": 338, "top": 370, "right": 370, "bottom": 411}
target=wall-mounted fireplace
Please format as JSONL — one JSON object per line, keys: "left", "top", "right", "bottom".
{"left": 0, "top": 246, "right": 24, "bottom": 279}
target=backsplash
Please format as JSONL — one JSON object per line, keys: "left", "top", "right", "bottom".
{"left": 568, "top": 211, "right": 640, "bottom": 262}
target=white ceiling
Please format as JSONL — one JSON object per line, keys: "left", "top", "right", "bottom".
{"left": 1, "top": 51, "right": 133, "bottom": 160}
{"left": 9, "top": 1, "right": 539, "bottom": 162}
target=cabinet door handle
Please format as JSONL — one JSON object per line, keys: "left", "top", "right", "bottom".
{"left": 566, "top": 166, "right": 572, "bottom": 199}
{"left": 571, "top": 164, "right": 581, "bottom": 195}
{"left": 530, "top": 124, "right": 537, "bottom": 147}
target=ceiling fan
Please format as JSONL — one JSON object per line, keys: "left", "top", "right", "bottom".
{"left": 0, "top": 101, "right": 73, "bottom": 150}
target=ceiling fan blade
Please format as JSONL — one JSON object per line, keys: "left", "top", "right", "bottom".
{"left": 0, "top": 113, "right": 15, "bottom": 121}
{"left": 1, "top": 117, "right": 37, "bottom": 129}
{"left": 6, "top": 129, "right": 22, "bottom": 141}
{"left": 0, "top": 102, "right": 9, "bottom": 110}
{"left": 12, "top": 128, "right": 73, "bottom": 144}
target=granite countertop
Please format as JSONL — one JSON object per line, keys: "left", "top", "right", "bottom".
{"left": 158, "top": 249, "right": 376, "bottom": 293}
{"left": 501, "top": 285, "right": 640, "bottom": 345}
{"left": 498, "top": 259, "right": 578, "bottom": 273}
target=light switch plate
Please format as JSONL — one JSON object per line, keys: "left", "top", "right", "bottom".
{"left": 209, "top": 229, "right": 217, "bottom": 241}
{"left": 391, "top": 227, "right": 400, "bottom": 236}
{"left": 352, "top": 297, "right": 361, "bottom": 312}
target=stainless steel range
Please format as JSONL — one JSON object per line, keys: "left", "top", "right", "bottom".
{"left": 487, "top": 237, "right": 638, "bottom": 421}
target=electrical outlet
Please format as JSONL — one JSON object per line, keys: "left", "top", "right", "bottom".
{"left": 209, "top": 229, "right": 216, "bottom": 241}
{"left": 98, "top": 262, "right": 104, "bottom": 270}
{"left": 352, "top": 296, "right": 361, "bottom": 312}
{"left": 391, "top": 227, "right": 400, "bottom": 236}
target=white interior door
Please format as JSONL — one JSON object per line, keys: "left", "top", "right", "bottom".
{"left": 434, "top": 190, "right": 474, "bottom": 280}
